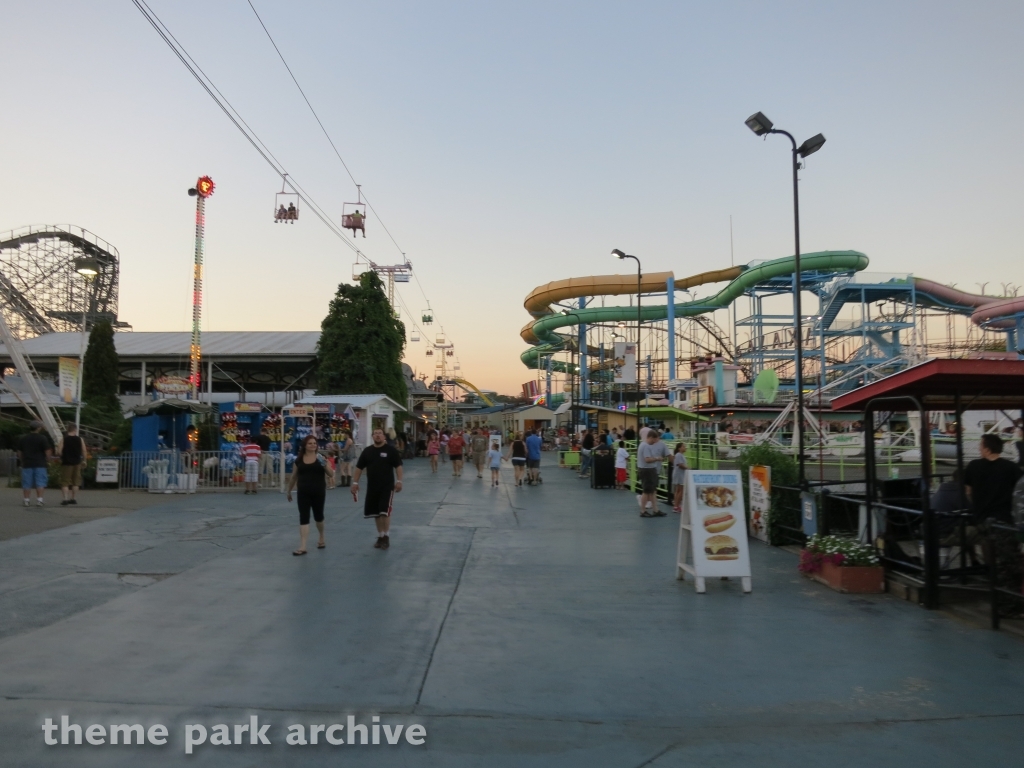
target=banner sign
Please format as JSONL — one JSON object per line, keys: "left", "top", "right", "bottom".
{"left": 748, "top": 465, "right": 771, "bottom": 543}
{"left": 694, "top": 386, "right": 715, "bottom": 406}
{"left": 234, "top": 402, "right": 262, "bottom": 413}
{"left": 676, "top": 470, "right": 752, "bottom": 593}
{"left": 58, "top": 357, "right": 80, "bottom": 404}
{"left": 613, "top": 342, "right": 637, "bottom": 385}
{"left": 154, "top": 376, "right": 190, "bottom": 394}
{"left": 95, "top": 458, "right": 119, "bottom": 484}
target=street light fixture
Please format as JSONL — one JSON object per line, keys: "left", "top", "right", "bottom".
{"left": 745, "top": 111, "right": 826, "bottom": 487}
{"left": 612, "top": 249, "right": 643, "bottom": 405}
{"left": 73, "top": 257, "right": 100, "bottom": 430}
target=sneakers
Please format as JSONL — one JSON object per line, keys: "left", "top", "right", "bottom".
{"left": 60, "top": 500, "right": 69, "bottom": 506}
{"left": 381, "top": 535, "right": 390, "bottom": 550}
{"left": 374, "top": 537, "right": 384, "bottom": 549}
{"left": 23, "top": 499, "right": 29, "bottom": 507}
{"left": 37, "top": 499, "right": 44, "bottom": 507}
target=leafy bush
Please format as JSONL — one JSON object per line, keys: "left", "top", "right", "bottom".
{"left": 737, "top": 443, "right": 799, "bottom": 545}
{"left": 799, "top": 534, "right": 880, "bottom": 572}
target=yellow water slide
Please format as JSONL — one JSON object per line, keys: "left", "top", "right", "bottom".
{"left": 520, "top": 251, "right": 870, "bottom": 370}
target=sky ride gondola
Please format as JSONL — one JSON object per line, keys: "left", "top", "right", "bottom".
{"left": 421, "top": 309, "right": 433, "bottom": 325}
{"left": 342, "top": 184, "right": 366, "bottom": 237}
{"left": 274, "top": 176, "right": 298, "bottom": 223}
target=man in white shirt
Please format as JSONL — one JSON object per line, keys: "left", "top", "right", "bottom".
{"left": 635, "top": 431, "right": 670, "bottom": 516}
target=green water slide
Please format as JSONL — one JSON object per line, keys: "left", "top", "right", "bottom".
{"left": 520, "top": 251, "right": 869, "bottom": 370}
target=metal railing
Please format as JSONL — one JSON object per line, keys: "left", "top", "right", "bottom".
{"left": 116, "top": 451, "right": 284, "bottom": 492}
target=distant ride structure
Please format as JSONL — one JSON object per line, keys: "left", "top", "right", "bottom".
{"left": 187, "top": 175, "right": 215, "bottom": 399}
{"left": 0, "top": 225, "right": 122, "bottom": 339}
{"left": 519, "top": 251, "right": 1023, "bottom": 411}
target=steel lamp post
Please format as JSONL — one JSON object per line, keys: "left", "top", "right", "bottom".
{"left": 745, "top": 111, "right": 826, "bottom": 487}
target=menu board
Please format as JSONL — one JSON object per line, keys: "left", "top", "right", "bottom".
{"left": 676, "top": 470, "right": 752, "bottom": 592}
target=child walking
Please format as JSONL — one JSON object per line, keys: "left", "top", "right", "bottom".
{"left": 614, "top": 440, "right": 630, "bottom": 490}
{"left": 487, "top": 441, "right": 504, "bottom": 486}
{"left": 427, "top": 432, "right": 440, "bottom": 473}
{"left": 671, "top": 443, "right": 688, "bottom": 513}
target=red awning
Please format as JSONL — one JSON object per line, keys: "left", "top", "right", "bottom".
{"left": 830, "top": 358, "right": 1024, "bottom": 412}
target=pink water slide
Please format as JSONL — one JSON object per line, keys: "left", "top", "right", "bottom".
{"left": 913, "top": 278, "right": 1024, "bottom": 329}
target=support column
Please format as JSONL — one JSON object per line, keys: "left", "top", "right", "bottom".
{"left": 140, "top": 361, "right": 147, "bottom": 406}
{"left": 667, "top": 277, "right": 676, "bottom": 405}
{"left": 207, "top": 359, "right": 213, "bottom": 405}
{"left": 545, "top": 355, "right": 552, "bottom": 406}
{"left": 578, "top": 298, "right": 588, "bottom": 406}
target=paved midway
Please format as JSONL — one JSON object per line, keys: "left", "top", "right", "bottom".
{"left": 0, "top": 457, "right": 1021, "bottom": 766}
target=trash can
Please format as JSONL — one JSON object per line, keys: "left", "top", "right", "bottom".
{"left": 590, "top": 452, "right": 616, "bottom": 489}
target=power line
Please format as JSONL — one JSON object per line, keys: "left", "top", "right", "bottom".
{"left": 134, "top": 0, "right": 469, "bottom": 383}
{"left": 244, "top": 1, "right": 464, "bottom": 371}
{"left": 132, "top": 0, "right": 368, "bottom": 262}
{"left": 245, "top": 0, "right": 409, "bottom": 261}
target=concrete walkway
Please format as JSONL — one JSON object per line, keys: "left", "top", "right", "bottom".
{"left": 0, "top": 457, "right": 1021, "bottom": 766}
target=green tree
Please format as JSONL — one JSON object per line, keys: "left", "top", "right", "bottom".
{"left": 737, "top": 443, "right": 799, "bottom": 546}
{"left": 80, "top": 319, "right": 123, "bottom": 433}
{"left": 317, "top": 271, "right": 407, "bottom": 404}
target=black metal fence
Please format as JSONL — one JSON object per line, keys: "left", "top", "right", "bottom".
{"left": 987, "top": 521, "right": 1024, "bottom": 630}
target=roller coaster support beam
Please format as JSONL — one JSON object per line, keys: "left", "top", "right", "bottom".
{"left": 667, "top": 276, "right": 676, "bottom": 404}
{"left": 578, "top": 298, "right": 588, "bottom": 405}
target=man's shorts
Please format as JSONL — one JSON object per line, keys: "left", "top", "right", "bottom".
{"left": 616, "top": 467, "right": 627, "bottom": 484}
{"left": 638, "top": 467, "right": 660, "bottom": 494}
{"left": 244, "top": 460, "right": 259, "bottom": 483}
{"left": 449, "top": 454, "right": 463, "bottom": 462}
{"left": 526, "top": 458, "right": 540, "bottom": 469}
{"left": 364, "top": 486, "right": 395, "bottom": 518}
{"left": 60, "top": 464, "right": 83, "bottom": 487}
{"left": 21, "top": 467, "right": 47, "bottom": 489}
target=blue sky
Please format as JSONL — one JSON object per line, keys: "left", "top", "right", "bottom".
{"left": 2, "top": 1, "right": 1022, "bottom": 393}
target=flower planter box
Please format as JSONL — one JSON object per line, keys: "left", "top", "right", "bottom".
{"left": 809, "top": 560, "right": 885, "bottom": 594}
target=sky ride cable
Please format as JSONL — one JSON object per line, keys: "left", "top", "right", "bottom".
{"left": 132, "top": 0, "right": 372, "bottom": 263}
{"left": 244, "top": 1, "right": 462, "bottom": 366}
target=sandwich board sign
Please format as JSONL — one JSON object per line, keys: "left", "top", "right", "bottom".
{"left": 676, "top": 469, "right": 752, "bottom": 593}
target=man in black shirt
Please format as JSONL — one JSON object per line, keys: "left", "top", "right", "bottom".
{"left": 964, "top": 434, "right": 1022, "bottom": 524}
{"left": 18, "top": 421, "right": 53, "bottom": 507}
{"left": 623, "top": 426, "right": 636, "bottom": 441}
{"left": 57, "top": 425, "right": 89, "bottom": 506}
{"left": 579, "top": 429, "right": 595, "bottom": 478}
{"left": 352, "top": 428, "right": 404, "bottom": 550}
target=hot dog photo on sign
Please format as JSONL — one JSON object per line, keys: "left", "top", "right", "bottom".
{"left": 687, "top": 472, "right": 750, "bottom": 575}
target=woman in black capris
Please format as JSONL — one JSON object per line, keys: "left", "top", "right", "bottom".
{"left": 286, "top": 435, "right": 332, "bottom": 555}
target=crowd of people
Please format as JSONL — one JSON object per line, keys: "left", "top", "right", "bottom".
{"left": 421, "top": 427, "right": 543, "bottom": 487}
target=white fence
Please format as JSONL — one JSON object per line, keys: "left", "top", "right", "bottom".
{"left": 116, "top": 451, "right": 284, "bottom": 493}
